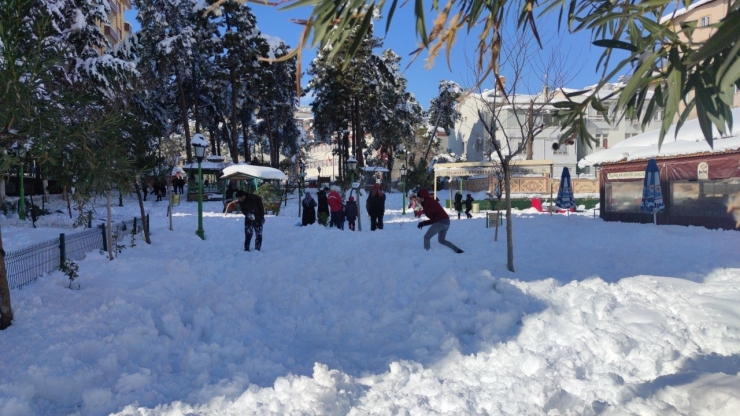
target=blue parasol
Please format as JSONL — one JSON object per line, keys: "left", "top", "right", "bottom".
{"left": 640, "top": 158, "right": 665, "bottom": 224}
{"left": 556, "top": 167, "right": 575, "bottom": 216}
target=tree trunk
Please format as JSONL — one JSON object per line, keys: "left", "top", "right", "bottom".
{"left": 176, "top": 72, "right": 192, "bottom": 164}
{"left": 526, "top": 102, "right": 534, "bottom": 160}
{"left": 106, "top": 191, "right": 113, "bottom": 261}
{"left": 354, "top": 96, "right": 364, "bottom": 166}
{"left": 241, "top": 122, "right": 250, "bottom": 163}
{"left": 0, "top": 176, "right": 5, "bottom": 204}
{"left": 134, "top": 182, "right": 151, "bottom": 244}
{"left": 64, "top": 187, "right": 72, "bottom": 218}
{"left": 504, "top": 165, "right": 515, "bottom": 272}
{"left": 229, "top": 69, "right": 240, "bottom": 164}
{"left": 42, "top": 178, "right": 49, "bottom": 203}
{"left": 0, "top": 225, "right": 13, "bottom": 330}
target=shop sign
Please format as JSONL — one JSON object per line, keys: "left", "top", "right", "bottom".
{"left": 697, "top": 162, "right": 709, "bottom": 180}
{"left": 606, "top": 171, "right": 645, "bottom": 180}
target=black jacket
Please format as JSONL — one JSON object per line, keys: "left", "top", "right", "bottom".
{"left": 317, "top": 190, "right": 329, "bottom": 214}
{"left": 238, "top": 193, "right": 265, "bottom": 222}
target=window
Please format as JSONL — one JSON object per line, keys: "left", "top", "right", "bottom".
{"left": 553, "top": 144, "right": 568, "bottom": 155}
{"left": 670, "top": 178, "right": 740, "bottom": 217}
{"left": 605, "top": 181, "right": 644, "bottom": 213}
{"left": 700, "top": 16, "right": 710, "bottom": 27}
{"left": 603, "top": 138, "right": 609, "bottom": 149}
{"left": 594, "top": 134, "right": 603, "bottom": 147}
{"left": 653, "top": 110, "right": 664, "bottom": 121}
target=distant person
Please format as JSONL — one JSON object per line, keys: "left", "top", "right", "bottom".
{"left": 302, "top": 192, "right": 317, "bottom": 226}
{"left": 177, "top": 177, "right": 185, "bottom": 194}
{"left": 155, "top": 180, "right": 164, "bottom": 201}
{"left": 317, "top": 187, "right": 329, "bottom": 226}
{"left": 416, "top": 189, "right": 463, "bottom": 253}
{"left": 454, "top": 191, "right": 463, "bottom": 219}
{"left": 464, "top": 194, "right": 474, "bottom": 219}
{"left": 141, "top": 179, "right": 149, "bottom": 201}
{"left": 366, "top": 183, "right": 386, "bottom": 230}
{"left": 237, "top": 190, "right": 265, "bottom": 251}
{"left": 345, "top": 195, "right": 358, "bottom": 231}
{"left": 327, "top": 187, "right": 343, "bottom": 229}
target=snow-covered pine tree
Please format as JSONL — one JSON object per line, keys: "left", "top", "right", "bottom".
{"left": 254, "top": 38, "right": 300, "bottom": 168}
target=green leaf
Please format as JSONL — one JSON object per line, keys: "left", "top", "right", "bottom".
{"left": 385, "top": 0, "right": 399, "bottom": 34}
{"left": 415, "top": 0, "right": 428, "bottom": 46}
{"left": 592, "top": 39, "right": 638, "bottom": 52}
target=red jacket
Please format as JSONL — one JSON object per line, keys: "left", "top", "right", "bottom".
{"left": 417, "top": 189, "right": 448, "bottom": 226}
{"left": 327, "top": 190, "right": 342, "bottom": 212}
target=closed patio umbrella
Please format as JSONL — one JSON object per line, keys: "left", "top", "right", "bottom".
{"left": 556, "top": 167, "right": 575, "bottom": 217}
{"left": 640, "top": 158, "right": 665, "bottom": 224}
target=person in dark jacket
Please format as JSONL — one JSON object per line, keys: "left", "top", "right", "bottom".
{"left": 237, "top": 190, "right": 265, "bottom": 251}
{"left": 366, "top": 183, "right": 386, "bottom": 230}
{"left": 302, "top": 192, "right": 317, "bottom": 226}
{"left": 416, "top": 189, "right": 463, "bottom": 253}
{"left": 454, "top": 191, "right": 463, "bottom": 219}
{"left": 464, "top": 194, "right": 474, "bottom": 218}
{"left": 317, "top": 187, "right": 329, "bottom": 226}
{"left": 345, "top": 195, "right": 358, "bottom": 231}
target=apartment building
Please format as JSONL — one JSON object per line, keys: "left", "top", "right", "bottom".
{"left": 661, "top": 0, "right": 740, "bottom": 114}
{"left": 100, "top": 0, "right": 133, "bottom": 46}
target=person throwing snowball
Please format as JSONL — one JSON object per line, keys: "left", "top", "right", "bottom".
{"left": 416, "top": 189, "right": 463, "bottom": 253}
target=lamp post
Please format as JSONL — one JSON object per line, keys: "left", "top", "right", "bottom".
{"left": 400, "top": 164, "right": 407, "bottom": 215}
{"left": 16, "top": 147, "right": 27, "bottom": 220}
{"left": 192, "top": 134, "right": 207, "bottom": 240}
{"left": 298, "top": 160, "right": 306, "bottom": 217}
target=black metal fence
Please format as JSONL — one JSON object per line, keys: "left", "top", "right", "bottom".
{"left": 5, "top": 215, "right": 148, "bottom": 290}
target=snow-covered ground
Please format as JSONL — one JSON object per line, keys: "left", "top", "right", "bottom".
{"left": 1, "top": 189, "right": 739, "bottom": 415}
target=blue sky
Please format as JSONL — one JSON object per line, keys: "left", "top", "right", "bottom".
{"left": 124, "top": 3, "right": 618, "bottom": 110}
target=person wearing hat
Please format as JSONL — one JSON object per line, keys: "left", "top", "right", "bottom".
{"left": 416, "top": 188, "right": 463, "bottom": 253}
{"left": 366, "top": 182, "right": 386, "bottom": 230}
{"left": 345, "top": 195, "right": 358, "bottom": 231}
{"left": 464, "top": 193, "right": 474, "bottom": 219}
{"left": 236, "top": 189, "right": 265, "bottom": 251}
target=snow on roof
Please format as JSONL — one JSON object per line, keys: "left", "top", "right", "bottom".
{"left": 660, "top": 0, "right": 718, "bottom": 23}
{"left": 221, "top": 163, "right": 288, "bottom": 180}
{"left": 361, "top": 166, "right": 389, "bottom": 173}
{"left": 579, "top": 107, "right": 740, "bottom": 168}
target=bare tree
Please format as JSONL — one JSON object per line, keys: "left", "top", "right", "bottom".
{"left": 461, "top": 31, "right": 579, "bottom": 272}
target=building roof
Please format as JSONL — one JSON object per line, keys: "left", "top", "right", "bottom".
{"left": 660, "top": 0, "right": 719, "bottom": 23}
{"left": 578, "top": 107, "right": 740, "bottom": 168}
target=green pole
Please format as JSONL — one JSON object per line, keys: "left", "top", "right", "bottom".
{"left": 18, "top": 163, "right": 25, "bottom": 220}
{"left": 402, "top": 173, "right": 406, "bottom": 215}
{"left": 196, "top": 160, "right": 205, "bottom": 240}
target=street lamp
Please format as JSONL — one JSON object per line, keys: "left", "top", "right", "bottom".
{"left": 400, "top": 164, "right": 407, "bottom": 215}
{"left": 16, "top": 146, "right": 27, "bottom": 220}
{"left": 192, "top": 134, "right": 208, "bottom": 240}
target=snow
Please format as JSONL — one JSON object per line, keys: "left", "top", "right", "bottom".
{"left": 221, "top": 163, "right": 288, "bottom": 180}
{"left": 1, "top": 190, "right": 740, "bottom": 415}
{"left": 579, "top": 107, "right": 740, "bottom": 168}
{"left": 659, "top": 0, "right": 718, "bottom": 23}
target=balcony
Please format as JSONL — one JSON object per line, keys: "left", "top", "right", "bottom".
{"left": 104, "top": 24, "right": 120, "bottom": 43}
{"left": 108, "top": 0, "right": 120, "bottom": 15}
{"left": 120, "top": 0, "right": 131, "bottom": 9}
{"left": 124, "top": 22, "right": 132, "bottom": 34}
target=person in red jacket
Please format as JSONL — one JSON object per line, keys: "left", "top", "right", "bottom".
{"left": 416, "top": 189, "right": 463, "bottom": 253}
{"left": 327, "top": 187, "right": 343, "bottom": 229}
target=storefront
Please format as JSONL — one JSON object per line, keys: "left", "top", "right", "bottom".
{"left": 599, "top": 152, "right": 740, "bottom": 230}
